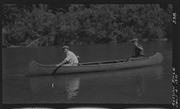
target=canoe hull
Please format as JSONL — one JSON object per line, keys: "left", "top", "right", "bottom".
{"left": 29, "top": 52, "right": 163, "bottom": 76}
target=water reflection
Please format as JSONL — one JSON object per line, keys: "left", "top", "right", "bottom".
{"left": 64, "top": 78, "right": 80, "bottom": 99}
{"left": 29, "top": 75, "right": 80, "bottom": 103}
{"left": 29, "top": 65, "right": 163, "bottom": 103}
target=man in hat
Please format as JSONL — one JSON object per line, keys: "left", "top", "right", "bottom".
{"left": 130, "top": 38, "right": 144, "bottom": 58}
{"left": 56, "top": 46, "right": 79, "bottom": 67}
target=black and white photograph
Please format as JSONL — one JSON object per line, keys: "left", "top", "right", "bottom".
{"left": 2, "top": 2, "right": 178, "bottom": 109}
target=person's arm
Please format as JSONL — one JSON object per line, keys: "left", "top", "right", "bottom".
{"left": 56, "top": 51, "right": 72, "bottom": 67}
{"left": 56, "top": 59, "right": 67, "bottom": 67}
{"left": 135, "top": 44, "right": 143, "bottom": 50}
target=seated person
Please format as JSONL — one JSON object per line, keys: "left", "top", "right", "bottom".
{"left": 130, "top": 38, "right": 144, "bottom": 58}
{"left": 56, "top": 46, "right": 79, "bottom": 67}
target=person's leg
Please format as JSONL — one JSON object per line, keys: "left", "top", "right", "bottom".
{"left": 72, "top": 63, "right": 78, "bottom": 66}
{"left": 63, "top": 63, "right": 73, "bottom": 66}
{"left": 63, "top": 63, "right": 78, "bottom": 66}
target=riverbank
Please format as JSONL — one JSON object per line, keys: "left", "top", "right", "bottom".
{"left": 4, "top": 38, "right": 170, "bottom": 48}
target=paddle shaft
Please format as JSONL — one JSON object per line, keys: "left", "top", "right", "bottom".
{"left": 52, "top": 65, "right": 62, "bottom": 75}
{"left": 125, "top": 57, "right": 131, "bottom": 62}
{"left": 125, "top": 49, "right": 135, "bottom": 62}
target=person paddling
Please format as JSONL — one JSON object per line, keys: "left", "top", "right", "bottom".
{"left": 56, "top": 46, "right": 79, "bottom": 67}
{"left": 130, "top": 38, "right": 144, "bottom": 58}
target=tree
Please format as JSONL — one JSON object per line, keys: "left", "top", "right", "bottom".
{"left": 2, "top": 4, "right": 173, "bottom": 47}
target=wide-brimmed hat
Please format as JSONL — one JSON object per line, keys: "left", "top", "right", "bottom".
{"left": 62, "top": 46, "right": 69, "bottom": 50}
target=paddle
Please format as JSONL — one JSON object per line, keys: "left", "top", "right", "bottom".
{"left": 125, "top": 51, "right": 134, "bottom": 62}
{"left": 125, "top": 57, "right": 130, "bottom": 62}
{"left": 51, "top": 65, "right": 62, "bottom": 75}
{"left": 51, "top": 55, "right": 80, "bottom": 75}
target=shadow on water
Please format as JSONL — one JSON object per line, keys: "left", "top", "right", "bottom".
{"left": 29, "top": 65, "right": 163, "bottom": 103}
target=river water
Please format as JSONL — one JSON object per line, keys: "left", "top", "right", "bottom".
{"left": 2, "top": 41, "right": 172, "bottom": 104}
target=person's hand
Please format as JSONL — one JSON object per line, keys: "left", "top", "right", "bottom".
{"left": 56, "top": 64, "right": 60, "bottom": 67}
{"left": 77, "top": 56, "right": 80, "bottom": 59}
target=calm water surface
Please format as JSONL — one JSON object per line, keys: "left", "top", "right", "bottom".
{"left": 2, "top": 41, "right": 172, "bottom": 104}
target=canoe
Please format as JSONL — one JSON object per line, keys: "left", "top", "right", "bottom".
{"left": 28, "top": 52, "right": 163, "bottom": 76}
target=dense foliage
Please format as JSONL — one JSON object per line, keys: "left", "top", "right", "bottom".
{"left": 2, "top": 4, "right": 173, "bottom": 47}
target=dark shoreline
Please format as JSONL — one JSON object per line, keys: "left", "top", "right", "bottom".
{"left": 3, "top": 38, "right": 170, "bottom": 48}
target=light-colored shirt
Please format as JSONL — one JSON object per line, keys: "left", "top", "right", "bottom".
{"left": 65, "top": 51, "right": 78, "bottom": 64}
